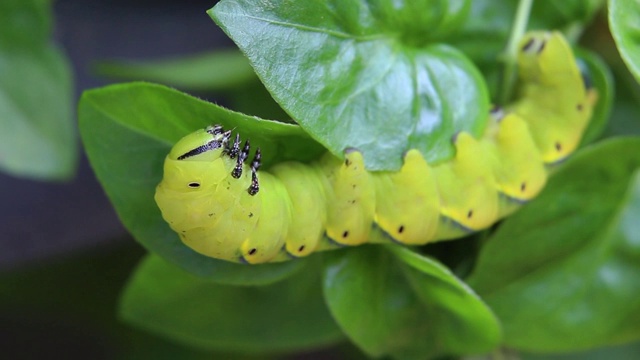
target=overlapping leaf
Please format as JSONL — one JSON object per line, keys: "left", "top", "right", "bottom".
{"left": 469, "top": 138, "right": 640, "bottom": 352}
{"left": 210, "top": 0, "right": 489, "bottom": 170}
{"left": 323, "top": 246, "right": 500, "bottom": 359}
{"left": 120, "top": 254, "right": 344, "bottom": 353}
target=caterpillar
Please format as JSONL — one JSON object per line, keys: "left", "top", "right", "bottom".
{"left": 155, "top": 31, "right": 598, "bottom": 264}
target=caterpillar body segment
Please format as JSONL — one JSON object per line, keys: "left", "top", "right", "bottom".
{"left": 239, "top": 173, "right": 290, "bottom": 264}
{"left": 270, "top": 162, "right": 328, "bottom": 258}
{"left": 432, "top": 132, "right": 499, "bottom": 239}
{"left": 155, "top": 31, "right": 597, "bottom": 264}
{"left": 480, "top": 112, "right": 548, "bottom": 217}
{"left": 324, "top": 150, "right": 377, "bottom": 247}
{"left": 373, "top": 149, "right": 440, "bottom": 245}
{"left": 510, "top": 31, "right": 596, "bottom": 164}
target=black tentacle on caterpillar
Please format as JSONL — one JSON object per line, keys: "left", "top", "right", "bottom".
{"left": 155, "top": 31, "right": 598, "bottom": 264}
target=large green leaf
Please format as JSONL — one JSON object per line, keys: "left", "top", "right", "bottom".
{"left": 0, "top": 0, "right": 76, "bottom": 180}
{"left": 210, "top": 0, "right": 490, "bottom": 170}
{"left": 468, "top": 138, "right": 640, "bottom": 352}
{"left": 609, "top": 0, "right": 640, "bottom": 84}
{"left": 322, "top": 245, "right": 500, "bottom": 359}
{"left": 78, "top": 82, "right": 324, "bottom": 282}
{"left": 120, "top": 254, "right": 344, "bottom": 353}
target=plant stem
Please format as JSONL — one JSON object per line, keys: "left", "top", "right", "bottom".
{"left": 499, "top": 0, "right": 534, "bottom": 105}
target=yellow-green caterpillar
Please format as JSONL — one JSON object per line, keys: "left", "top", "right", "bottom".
{"left": 155, "top": 31, "right": 597, "bottom": 264}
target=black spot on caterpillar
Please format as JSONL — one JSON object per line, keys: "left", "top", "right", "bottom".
{"left": 155, "top": 31, "right": 598, "bottom": 264}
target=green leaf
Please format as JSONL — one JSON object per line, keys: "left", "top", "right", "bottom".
{"left": 0, "top": 0, "right": 51, "bottom": 50}
{"left": 120, "top": 254, "right": 344, "bottom": 353}
{"left": 210, "top": 0, "right": 490, "bottom": 170}
{"left": 95, "top": 50, "right": 257, "bottom": 91}
{"left": 322, "top": 245, "right": 500, "bottom": 359}
{"left": 468, "top": 138, "right": 640, "bottom": 352}
{"left": 577, "top": 49, "right": 614, "bottom": 145}
{"left": 78, "top": 82, "right": 324, "bottom": 282}
{"left": 609, "top": 0, "right": 640, "bottom": 84}
{"left": 0, "top": 0, "right": 76, "bottom": 180}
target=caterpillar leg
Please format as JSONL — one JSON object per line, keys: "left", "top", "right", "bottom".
{"left": 433, "top": 132, "right": 499, "bottom": 240}
{"left": 373, "top": 149, "right": 440, "bottom": 245}
{"left": 324, "top": 150, "right": 376, "bottom": 246}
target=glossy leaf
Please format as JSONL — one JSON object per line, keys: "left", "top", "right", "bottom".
{"left": 95, "top": 50, "right": 256, "bottom": 91}
{"left": 210, "top": 0, "right": 490, "bottom": 170}
{"left": 0, "top": 0, "right": 76, "bottom": 180}
{"left": 322, "top": 245, "right": 500, "bottom": 359}
{"left": 468, "top": 138, "right": 640, "bottom": 352}
{"left": 609, "top": 0, "right": 640, "bottom": 84}
{"left": 78, "top": 82, "right": 324, "bottom": 282}
{"left": 120, "top": 254, "right": 344, "bottom": 353}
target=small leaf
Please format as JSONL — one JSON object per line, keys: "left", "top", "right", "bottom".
{"left": 577, "top": 49, "right": 614, "bottom": 145}
{"left": 609, "top": 0, "right": 640, "bottom": 84}
{"left": 0, "top": 0, "right": 76, "bottom": 180}
{"left": 210, "top": 0, "right": 489, "bottom": 170}
{"left": 322, "top": 245, "right": 500, "bottom": 359}
{"left": 468, "top": 138, "right": 640, "bottom": 352}
{"left": 95, "top": 50, "right": 256, "bottom": 91}
{"left": 79, "top": 82, "right": 324, "bottom": 282}
{"left": 120, "top": 254, "right": 344, "bottom": 353}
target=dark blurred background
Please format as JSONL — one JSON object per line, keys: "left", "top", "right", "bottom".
{"left": 0, "top": 0, "right": 232, "bottom": 271}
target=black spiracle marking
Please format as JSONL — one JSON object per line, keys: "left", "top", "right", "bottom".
{"left": 582, "top": 72, "right": 594, "bottom": 90}
{"left": 521, "top": 38, "right": 535, "bottom": 52}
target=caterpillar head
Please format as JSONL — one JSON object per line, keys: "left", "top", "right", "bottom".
{"left": 518, "top": 31, "right": 577, "bottom": 86}
{"left": 155, "top": 126, "right": 234, "bottom": 231}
